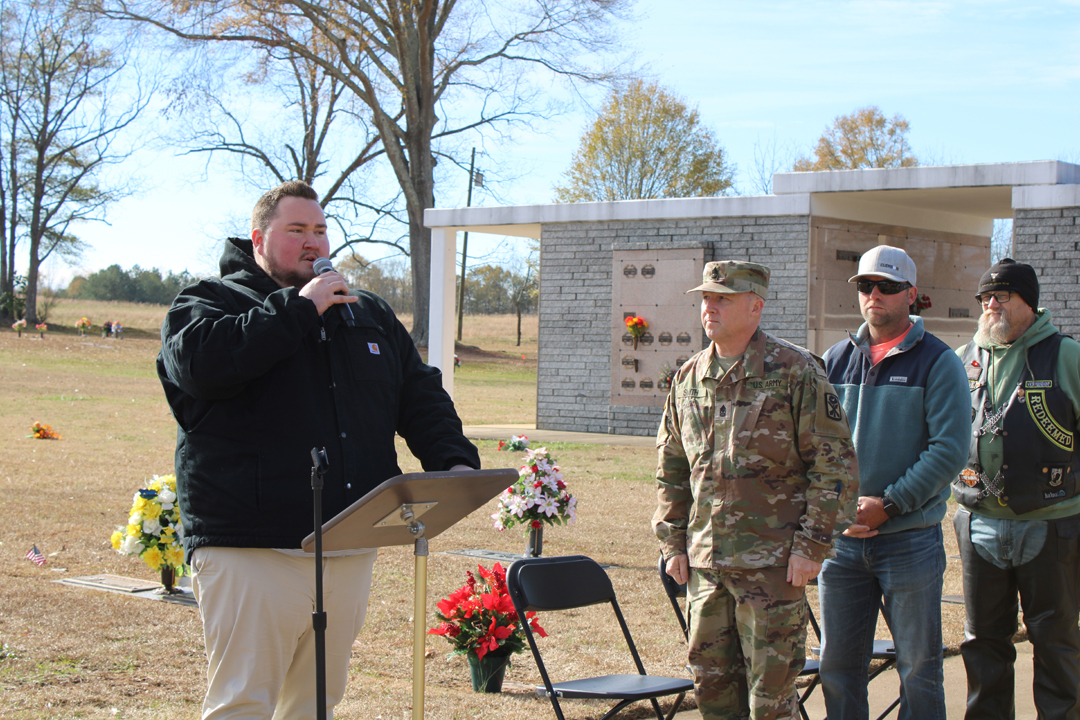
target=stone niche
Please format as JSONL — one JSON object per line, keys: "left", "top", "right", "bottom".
{"left": 807, "top": 216, "right": 987, "bottom": 355}
{"left": 611, "top": 246, "right": 704, "bottom": 407}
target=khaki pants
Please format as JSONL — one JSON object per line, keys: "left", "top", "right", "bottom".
{"left": 687, "top": 566, "right": 807, "bottom": 720}
{"left": 191, "top": 547, "right": 378, "bottom": 720}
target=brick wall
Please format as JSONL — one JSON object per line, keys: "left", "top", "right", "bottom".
{"left": 1013, "top": 207, "right": 1080, "bottom": 337}
{"left": 537, "top": 215, "right": 810, "bottom": 436}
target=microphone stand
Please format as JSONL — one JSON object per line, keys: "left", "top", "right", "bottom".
{"left": 310, "top": 447, "right": 329, "bottom": 720}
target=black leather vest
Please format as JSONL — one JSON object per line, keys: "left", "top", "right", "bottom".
{"left": 954, "top": 334, "right": 1080, "bottom": 514}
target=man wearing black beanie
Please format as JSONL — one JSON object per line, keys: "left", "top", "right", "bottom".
{"left": 953, "top": 258, "right": 1080, "bottom": 719}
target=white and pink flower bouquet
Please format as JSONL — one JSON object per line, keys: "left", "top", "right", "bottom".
{"left": 492, "top": 447, "right": 577, "bottom": 532}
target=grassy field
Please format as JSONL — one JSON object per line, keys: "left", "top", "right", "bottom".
{"left": 33, "top": 298, "right": 538, "bottom": 350}
{"left": 0, "top": 303, "right": 972, "bottom": 719}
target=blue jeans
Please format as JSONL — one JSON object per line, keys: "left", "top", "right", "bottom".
{"left": 819, "top": 524, "right": 946, "bottom": 720}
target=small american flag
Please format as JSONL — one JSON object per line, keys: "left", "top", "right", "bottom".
{"left": 25, "top": 545, "right": 46, "bottom": 566}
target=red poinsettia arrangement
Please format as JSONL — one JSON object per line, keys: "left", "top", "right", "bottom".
{"left": 428, "top": 562, "right": 547, "bottom": 660}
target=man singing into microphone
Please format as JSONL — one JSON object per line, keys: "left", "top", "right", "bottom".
{"left": 158, "top": 180, "right": 480, "bottom": 719}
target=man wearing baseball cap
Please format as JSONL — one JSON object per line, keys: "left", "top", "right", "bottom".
{"left": 654, "top": 260, "right": 858, "bottom": 720}
{"left": 820, "top": 245, "right": 970, "bottom": 720}
{"left": 953, "top": 258, "right": 1080, "bottom": 719}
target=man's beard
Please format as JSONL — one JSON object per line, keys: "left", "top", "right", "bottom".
{"left": 976, "top": 310, "right": 1012, "bottom": 345}
{"left": 264, "top": 257, "right": 314, "bottom": 290}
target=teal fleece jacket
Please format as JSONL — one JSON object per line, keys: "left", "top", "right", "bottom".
{"left": 824, "top": 317, "right": 971, "bottom": 534}
{"left": 959, "top": 309, "right": 1080, "bottom": 520}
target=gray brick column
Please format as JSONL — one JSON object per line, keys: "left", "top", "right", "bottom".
{"left": 1013, "top": 206, "right": 1080, "bottom": 337}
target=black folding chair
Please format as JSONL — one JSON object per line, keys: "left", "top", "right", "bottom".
{"left": 657, "top": 554, "right": 824, "bottom": 720}
{"left": 507, "top": 555, "right": 694, "bottom": 720}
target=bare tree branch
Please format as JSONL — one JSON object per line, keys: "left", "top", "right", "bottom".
{"left": 95, "top": 0, "right": 631, "bottom": 342}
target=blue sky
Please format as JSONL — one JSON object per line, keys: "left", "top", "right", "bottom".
{"left": 47, "top": 0, "right": 1080, "bottom": 285}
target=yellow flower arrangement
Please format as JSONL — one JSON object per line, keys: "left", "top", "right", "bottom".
{"left": 111, "top": 474, "right": 187, "bottom": 576}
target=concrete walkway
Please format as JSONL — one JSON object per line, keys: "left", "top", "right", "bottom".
{"left": 672, "top": 642, "right": 1040, "bottom": 719}
{"left": 463, "top": 423, "right": 654, "bottom": 448}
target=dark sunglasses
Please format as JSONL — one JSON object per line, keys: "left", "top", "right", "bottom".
{"left": 856, "top": 280, "right": 910, "bottom": 295}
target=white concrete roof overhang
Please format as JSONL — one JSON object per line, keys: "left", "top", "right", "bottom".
{"left": 770, "top": 161, "right": 1080, "bottom": 234}
{"left": 423, "top": 193, "right": 811, "bottom": 238}
{"left": 424, "top": 161, "right": 1080, "bottom": 236}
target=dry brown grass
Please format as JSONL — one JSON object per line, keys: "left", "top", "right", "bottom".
{"left": 0, "top": 322, "right": 969, "bottom": 720}
{"left": 37, "top": 299, "right": 170, "bottom": 337}
{"left": 394, "top": 313, "right": 538, "bottom": 359}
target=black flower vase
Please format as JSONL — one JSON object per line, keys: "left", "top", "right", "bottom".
{"left": 525, "top": 525, "right": 544, "bottom": 557}
{"left": 160, "top": 565, "right": 176, "bottom": 593}
{"left": 468, "top": 651, "right": 510, "bottom": 692}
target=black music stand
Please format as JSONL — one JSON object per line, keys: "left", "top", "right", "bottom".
{"left": 301, "top": 467, "right": 517, "bottom": 720}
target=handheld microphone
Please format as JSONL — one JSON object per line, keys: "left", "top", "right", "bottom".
{"left": 312, "top": 257, "right": 356, "bottom": 324}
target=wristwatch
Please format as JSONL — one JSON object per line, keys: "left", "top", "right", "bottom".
{"left": 881, "top": 495, "right": 901, "bottom": 518}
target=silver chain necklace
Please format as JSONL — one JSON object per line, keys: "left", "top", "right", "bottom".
{"left": 979, "top": 350, "right": 1010, "bottom": 439}
{"left": 979, "top": 402, "right": 1008, "bottom": 437}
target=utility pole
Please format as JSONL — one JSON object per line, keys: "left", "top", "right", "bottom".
{"left": 456, "top": 148, "right": 481, "bottom": 342}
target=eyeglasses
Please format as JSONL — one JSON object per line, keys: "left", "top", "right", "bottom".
{"left": 976, "top": 291, "right": 1012, "bottom": 306}
{"left": 856, "top": 280, "right": 910, "bottom": 296}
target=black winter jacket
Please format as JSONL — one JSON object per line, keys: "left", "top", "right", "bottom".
{"left": 157, "top": 238, "right": 480, "bottom": 557}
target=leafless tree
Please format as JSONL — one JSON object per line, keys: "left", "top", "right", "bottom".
{"left": 165, "top": 41, "right": 408, "bottom": 258}
{"left": 0, "top": 0, "right": 149, "bottom": 324}
{"left": 509, "top": 245, "right": 537, "bottom": 346}
{"left": 96, "top": 0, "right": 630, "bottom": 342}
{"left": 746, "top": 132, "right": 796, "bottom": 195}
{"left": 991, "top": 219, "right": 1013, "bottom": 264}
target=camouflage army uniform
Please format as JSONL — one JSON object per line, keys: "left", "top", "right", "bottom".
{"left": 653, "top": 328, "right": 858, "bottom": 720}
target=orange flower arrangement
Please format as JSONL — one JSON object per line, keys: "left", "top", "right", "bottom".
{"left": 625, "top": 315, "right": 647, "bottom": 349}
{"left": 624, "top": 315, "right": 647, "bottom": 336}
{"left": 30, "top": 422, "right": 61, "bottom": 440}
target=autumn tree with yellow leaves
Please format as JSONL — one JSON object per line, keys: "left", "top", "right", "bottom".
{"left": 794, "top": 106, "right": 918, "bottom": 171}
{"left": 554, "top": 79, "right": 734, "bottom": 203}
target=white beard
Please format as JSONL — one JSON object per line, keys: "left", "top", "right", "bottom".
{"left": 975, "top": 311, "right": 1013, "bottom": 345}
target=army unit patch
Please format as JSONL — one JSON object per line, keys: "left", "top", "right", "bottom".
{"left": 825, "top": 393, "right": 842, "bottom": 421}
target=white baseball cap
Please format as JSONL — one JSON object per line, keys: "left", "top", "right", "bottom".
{"left": 849, "top": 245, "right": 917, "bottom": 286}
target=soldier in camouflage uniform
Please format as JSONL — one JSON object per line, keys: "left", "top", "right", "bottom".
{"left": 653, "top": 260, "right": 859, "bottom": 720}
